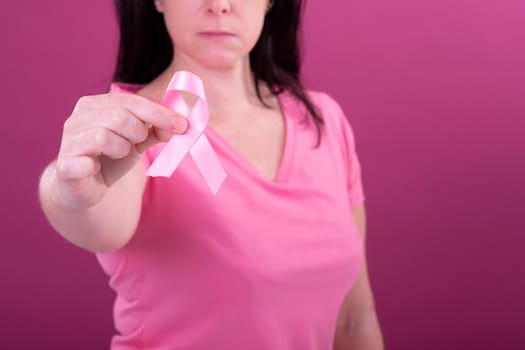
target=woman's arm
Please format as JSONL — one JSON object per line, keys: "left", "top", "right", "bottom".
{"left": 38, "top": 93, "right": 187, "bottom": 253}
{"left": 39, "top": 159, "right": 146, "bottom": 253}
{"left": 334, "top": 204, "right": 384, "bottom": 349}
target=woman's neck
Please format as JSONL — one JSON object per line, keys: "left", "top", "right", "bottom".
{"left": 141, "top": 55, "right": 274, "bottom": 123}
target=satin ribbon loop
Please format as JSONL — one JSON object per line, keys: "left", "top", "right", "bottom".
{"left": 146, "top": 71, "right": 227, "bottom": 194}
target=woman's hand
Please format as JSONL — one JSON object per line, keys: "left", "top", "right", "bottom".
{"left": 54, "top": 92, "right": 187, "bottom": 209}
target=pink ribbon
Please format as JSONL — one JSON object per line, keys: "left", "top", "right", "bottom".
{"left": 146, "top": 71, "right": 227, "bottom": 194}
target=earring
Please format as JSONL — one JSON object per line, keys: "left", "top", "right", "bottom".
{"left": 267, "top": 0, "right": 274, "bottom": 12}
{"left": 154, "top": 0, "right": 163, "bottom": 13}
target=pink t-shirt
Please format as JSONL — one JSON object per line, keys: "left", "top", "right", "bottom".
{"left": 96, "top": 82, "right": 366, "bottom": 349}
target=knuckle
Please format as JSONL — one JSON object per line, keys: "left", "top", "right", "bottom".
{"left": 55, "top": 158, "right": 67, "bottom": 177}
{"left": 125, "top": 96, "right": 144, "bottom": 115}
{"left": 109, "top": 137, "right": 131, "bottom": 159}
{"left": 108, "top": 108, "right": 130, "bottom": 130}
{"left": 108, "top": 92, "right": 132, "bottom": 106}
{"left": 117, "top": 141, "right": 132, "bottom": 158}
{"left": 93, "top": 128, "right": 110, "bottom": 148}
{"left": 74, "top": 95, "right": 93, "bottom": 110}
{"left": 55, "top": 157, "right": 77, "bottom": 180}
{"left": 62, "top": 117, "right": 74, "bottom": 132}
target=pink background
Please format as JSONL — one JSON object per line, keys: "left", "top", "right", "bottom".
{"left": 2, "top": 0, "right": 524, "bottom": 349}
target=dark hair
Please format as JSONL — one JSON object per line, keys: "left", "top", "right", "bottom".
{"left": 113, "top": 0, "right": 324, "bottom": 144}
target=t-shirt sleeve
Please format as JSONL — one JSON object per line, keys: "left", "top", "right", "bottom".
{"left": 321, "top": 92, "right": 366, "bottom": 209}
{"left": 344, "top": 120, "right": 366, "bottom": 209}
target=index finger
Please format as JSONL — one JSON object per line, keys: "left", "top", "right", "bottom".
{"left": 101, "top": 93, "right": 188, "bottom": 133}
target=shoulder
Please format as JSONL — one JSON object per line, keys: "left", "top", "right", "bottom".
{"left": 304, "top": 90, "right": 346, "bottom": 117}
{"left": 300, "top": 89, "right": 360, "bottom": 154}
{"left": 280, "top": 89, "right": 349, "bottom": 128}
{"left": 300, "top": 89, "right": 356, "bottom": 138}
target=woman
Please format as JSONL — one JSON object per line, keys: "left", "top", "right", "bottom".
{"left": 39, "top": 0, "right": 384, "bottom": 348}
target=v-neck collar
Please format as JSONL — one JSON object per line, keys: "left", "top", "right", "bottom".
{"left": 205, "top": 90, "right": 296, "bottom": 185}
{"left": 110, "top": 82, "right": 297, "bottom": 186}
